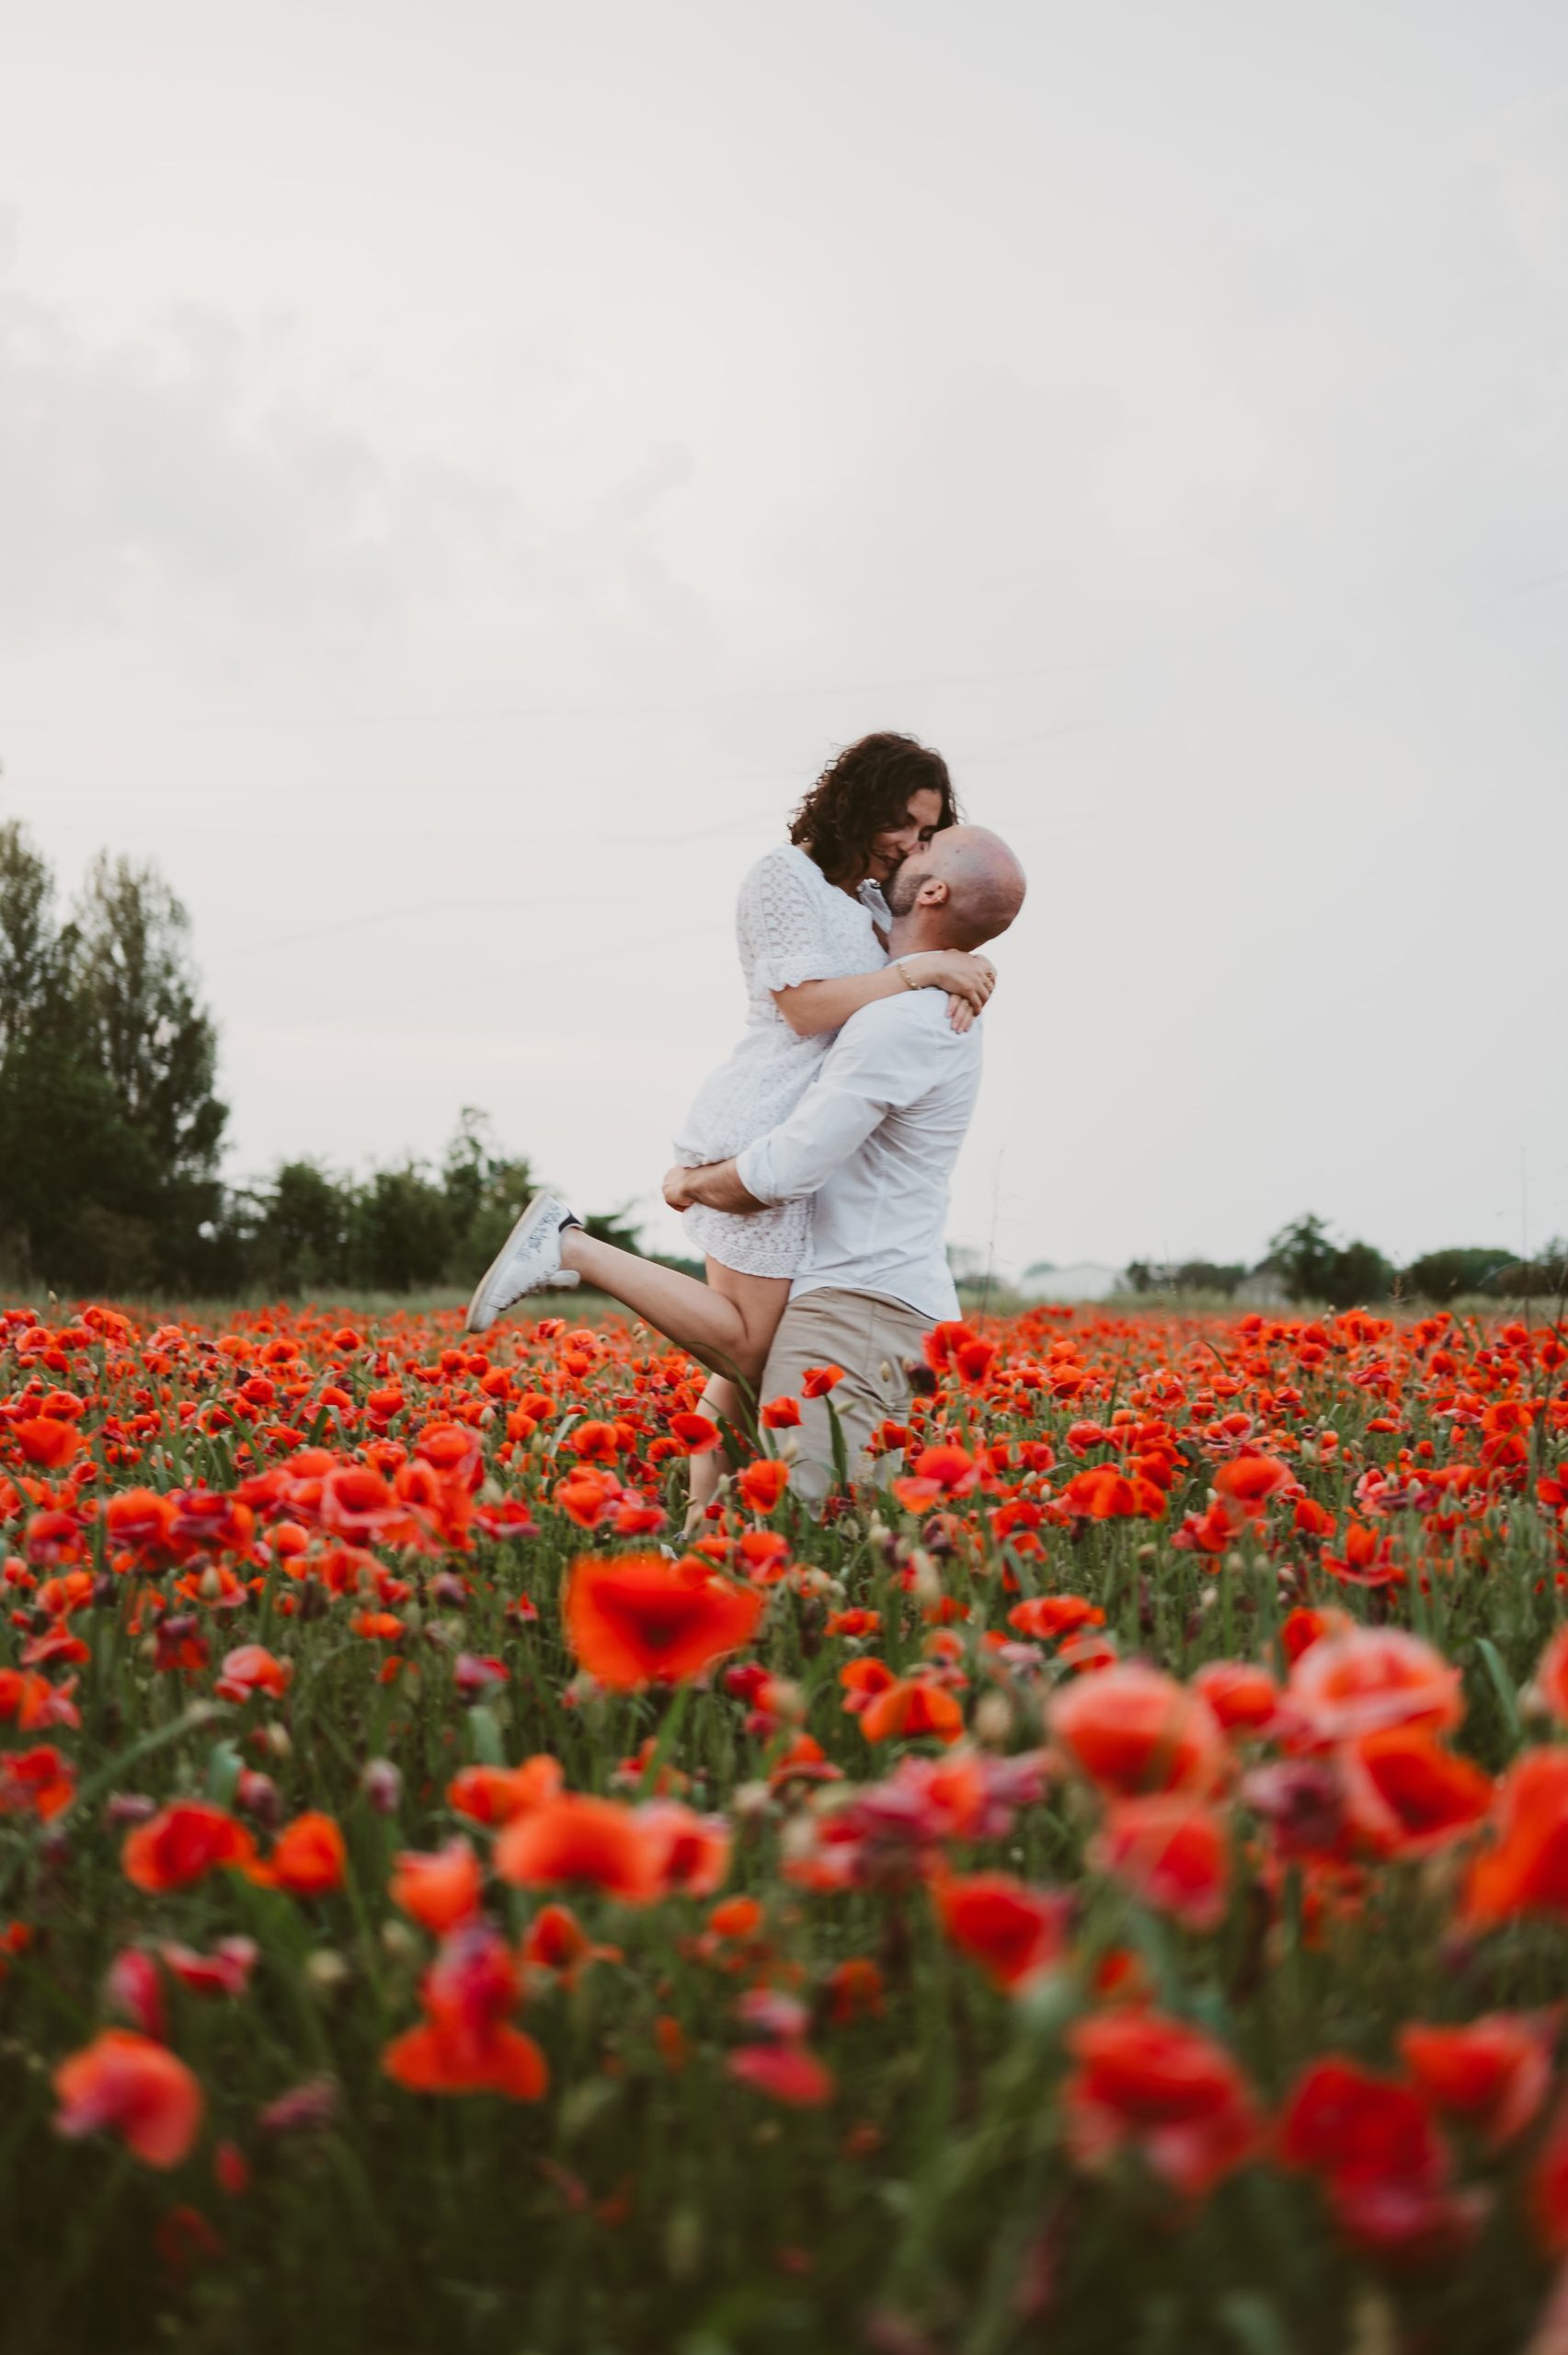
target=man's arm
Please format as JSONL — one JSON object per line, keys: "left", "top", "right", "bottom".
{"left": 664, "top": 1001, "right": 954, "bottom": 1219}
{"left": 738, "top": 997, "right": 944, "bottom": 1208}
{"left": 663, "top": 1158, "right": 763, "bottom": 1215}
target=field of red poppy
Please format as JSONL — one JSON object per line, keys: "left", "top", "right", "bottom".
{"left": 3, "top": 1295, "right": 1568, "bottom": 2354}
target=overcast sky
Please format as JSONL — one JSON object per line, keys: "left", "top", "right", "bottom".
{"left": 3, "top": 0, "right": 1565, "bottom": 1281}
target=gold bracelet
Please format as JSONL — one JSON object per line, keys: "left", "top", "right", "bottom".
{"left": 896, "top": 957, "right": 919, "bottom": 990}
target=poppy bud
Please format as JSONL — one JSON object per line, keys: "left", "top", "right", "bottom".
{"left": 430, "top": 1573, "right": 467, "bottom": 1609}
{"left": 105, "top": 1947, "right": 166, "bottom": 2040}
{"left": 361, "top": 1758, "right": 402, "bottom": 1814}
{"left": 303, "top": 1950, "right": 350, "bottom": 1996}
{"left": 106, "top": 1791, "right": 157, "bottom": 1827}
{"left": 258, "top": 2074, "right": 339, "bottom": 2134}
{"left": 235, "top": 1769, "right": 280, "bottom": 1827}
{"left": 198, "top": 1567, "right": 223, "bottom": 1602}
{"left": 263, "top": 1723, "right": 292, "bottom": 1759}
{"left": 975, "top": 1692, "right": 1013, "bottom": 1747}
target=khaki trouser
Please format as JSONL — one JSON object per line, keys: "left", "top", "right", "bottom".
{"left": 760, "top": 1287, "right": 932, "bottom": 1514}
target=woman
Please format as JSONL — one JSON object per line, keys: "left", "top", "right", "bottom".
{"left": 668, "top": 732, "right": 993, "bottom": 1516}
{"left": 466, "top": 731, "right": 995, "bottom": 1508}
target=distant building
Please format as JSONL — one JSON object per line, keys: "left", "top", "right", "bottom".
{"left": 1018, "top": 1260, "right": 1125, "bottom": 1304}
{"left": 1236, "top": 1269, "right": 1291, "bottom": 1308}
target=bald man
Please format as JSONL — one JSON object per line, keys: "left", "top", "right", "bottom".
{"left": 664, "top": 825, "right": 1027, "bottom": 1510}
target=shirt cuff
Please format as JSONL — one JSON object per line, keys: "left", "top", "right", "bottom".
{"left": 735, "top": 1139, "right": 780, "bottom": 1205}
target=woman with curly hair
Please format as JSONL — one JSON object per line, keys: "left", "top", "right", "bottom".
{"left": 467, "top": 731, "right": 997, "bottom": 1519}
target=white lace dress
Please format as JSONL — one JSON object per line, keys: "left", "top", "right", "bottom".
{"left": 673, "top": 844, "right": 889, "bottom": 1278}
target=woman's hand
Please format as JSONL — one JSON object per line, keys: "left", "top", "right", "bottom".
{"left": 662, "top": 1166, "right": 695, "bottom": 1212}
{"left": 898, "top": 950, "right": 997, "bottom": 1029}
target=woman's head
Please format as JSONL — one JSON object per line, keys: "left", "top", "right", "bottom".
{"left": 789, "top": 733, "right": 958, "bottom": 891}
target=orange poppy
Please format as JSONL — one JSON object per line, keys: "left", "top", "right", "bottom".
{"left": 256, "top": 1812, "right": 347, "bottom": 1898}
{"left": 494, "top": 1793, "right": 661, "bottom": 1905}
{"left": 447, "top": 1754, "right": 564, "bottom": 1826}
{"left": 564, "top": 1551, "right": 763, "bottom": 1690}
{"left": 858, "top": 1677, "right": 964, "bottom": 1746}
{"left": 390, "top": 1838, "right": 483, "bottom": 1935}
{"left": 737, "top": 1459, "right": 790, "bottom": 1514}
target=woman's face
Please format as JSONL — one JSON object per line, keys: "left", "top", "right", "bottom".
{"left": 866, "top": 786, "right": 945, "bottom": 888}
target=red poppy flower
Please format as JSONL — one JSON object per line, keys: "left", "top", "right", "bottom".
{"left": 1286, "top": 1627, "right": 1462, "bottom": 1748}
{"left": 1398, "top": 2013, "right": 1554, "bottom": 2151}
{"left": 123, "top": 1802, "right": 258, "bottom": 1893}
{"left": 727, "top": 2042, "right": 835, "bottom": 2107}
{"left": 1064, "top": 2009, "right": 1262, "bottom": 2199}
{"left": 383, "top": 1924, "right": 547, "bottom": 2103}
{"left": 564, "top": 1551, "right": 763, "bottom": 1690}
{"left": 932, "top": 1870, "right": 1070, "bottom": 1990}
{"left": 1093, "top": 1795, "right": 1230, "bottom": 1931}
{"left": 1007, "top": 1595, "right": 1105, "bottom": 1643}
{"left": 1192, "top": 1660, "right": 1279, "bottom": 1737}
{"left": 13, "top": 1418, "right": 81, "bottom": 1471}
{"left": 1464, "top": 1746, "right": 1568, "bottom": 1927}
{"left": 1052, "top": 1664, "right": 1225, "bottom": 1798}
{"left": 1341, "top": 1727, "right": 1493, "bottom": 1859}
{"left": 53, "top": 2029, "right": 203, "bottom": 2168}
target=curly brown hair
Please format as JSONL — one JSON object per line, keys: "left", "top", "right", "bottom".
{"left": 789, "top": 733, "right": 958, "bottom": 888}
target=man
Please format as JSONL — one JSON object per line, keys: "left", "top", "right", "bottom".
{"left": 665, "top": 823, "right": 1025, "bottom": 1506}
{"left": 466, "top": 823, "right": 1026, "bottom": 1508}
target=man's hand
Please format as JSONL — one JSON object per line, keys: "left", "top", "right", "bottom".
{"left": 662, "top": 1165, "right": 697, "bottom": 1212}
{"left": 662, "top": 1160, "right": 766, "bottom": 1216}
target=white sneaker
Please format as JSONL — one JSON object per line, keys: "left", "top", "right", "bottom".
{"left": 465, "top": 1193, "right": 583, "bottom": 1333}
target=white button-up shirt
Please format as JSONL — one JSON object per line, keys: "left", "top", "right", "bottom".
{"left": 735, "top": 989, "right": 982, "bottom": 1326}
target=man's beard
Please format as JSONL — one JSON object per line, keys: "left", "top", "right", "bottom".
{"left": 883, "top": 862, "right": 930, "bottom": 918}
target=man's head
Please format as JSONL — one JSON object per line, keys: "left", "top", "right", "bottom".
{"left": 883, "top": 824, "right": 1027, "bottom": 954}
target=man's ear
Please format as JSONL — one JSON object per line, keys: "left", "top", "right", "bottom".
{"left": 920, "top": 876, "right": 950, "bottom": 907}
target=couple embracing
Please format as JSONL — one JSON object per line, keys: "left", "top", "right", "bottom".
{"left": 467, "top": 733, "right": 1027, "bottom": 1513}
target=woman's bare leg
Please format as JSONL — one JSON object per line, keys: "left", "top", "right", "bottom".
{"left": 557, "top": 1230, "right": 787, "bottom": 1389}
{"left": 683, "top": 1261, "right": 793, "bottom": 1526}
{"left": 685, "top": 1374, "right": 741, "bottom": 1531}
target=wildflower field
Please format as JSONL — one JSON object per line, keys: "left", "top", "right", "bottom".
{"left": 3, "top": 1295, "right": 1568, "bottom": 2355}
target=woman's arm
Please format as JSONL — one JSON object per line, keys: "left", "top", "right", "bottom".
{"left": 773, "top": 951, "right": 996, "bottom": 1039}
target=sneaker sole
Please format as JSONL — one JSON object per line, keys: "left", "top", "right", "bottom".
{"left": 465, "top": 1191, "right": 570, "bottom": 1332}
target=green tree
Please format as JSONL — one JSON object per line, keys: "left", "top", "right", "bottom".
{"left": 70, "top": 851, "right": 227, "bottom": 1249}
{"left": 0, "top": 826, "right": 154, "bottom": 1289}
{"left": 253, "top": 1161, "right": 357, "bottom": 1292}
{"left": 1266, "top": 1213, "right": 1393, "bottom": 1309}
{"left": 1403, "top": 1246, "right": 1515, "bottom": 1304}
{"left": 352, "top": 1166, "right": 454, "bottom": 1292}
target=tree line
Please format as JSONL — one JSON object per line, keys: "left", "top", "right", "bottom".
{"left": 0, "top": 822, "right": 672, "bottom": 1298}
{"left": 1127, "top": 1213, "right": 1567, "bottom": 1310}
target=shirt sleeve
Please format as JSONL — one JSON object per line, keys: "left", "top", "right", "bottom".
{"left": 740, "top": 848, "right": 840, "bottom": 993}
{"left": 736, "top": 1000, "right": 941, "bottom": 1204}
